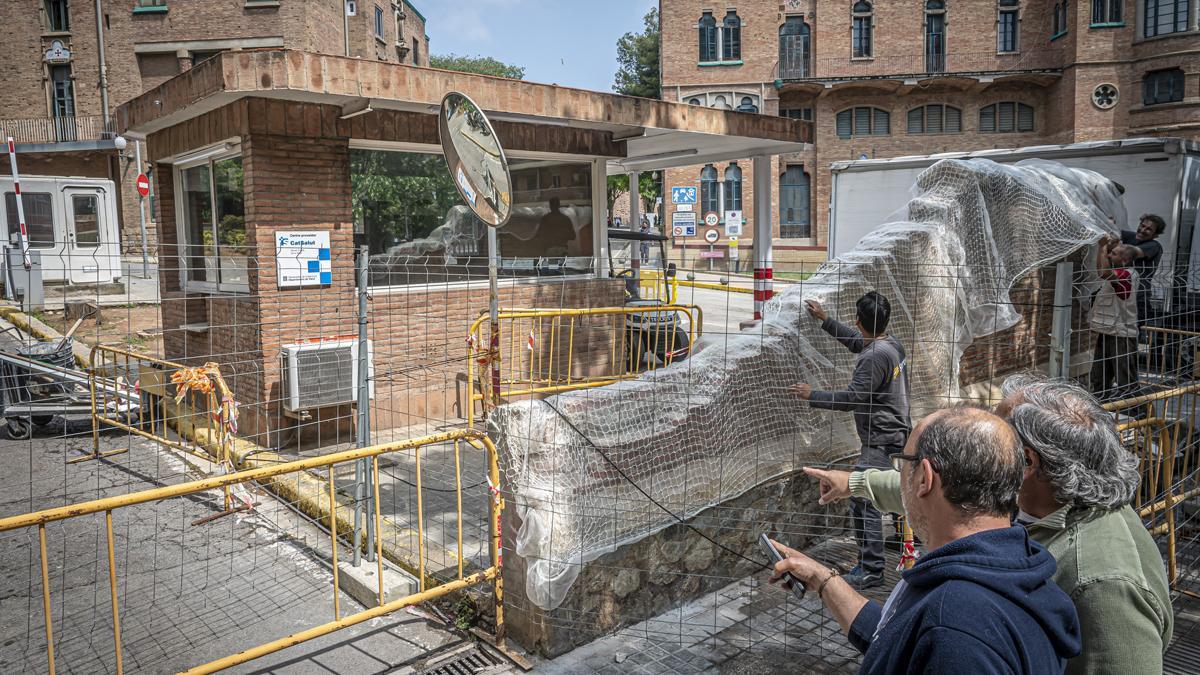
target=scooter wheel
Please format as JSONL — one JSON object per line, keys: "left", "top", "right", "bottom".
{"left": 5, "top": 418, "right": 33, "bottom": 440}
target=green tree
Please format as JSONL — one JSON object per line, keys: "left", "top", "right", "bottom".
{"left": 606, "top": 172, "right": 661, "bottom": 222}
{"left": 613, "top": 8, "right": 660, "bottom": 99}
{"left": 429, "top": 54, "right": 525, "bottom": 79}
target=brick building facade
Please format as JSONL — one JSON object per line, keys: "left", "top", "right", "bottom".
{"left": 660, "top": 0, "right": 1200, "bottom": 267}
{"left": 0, "top": 0, "right": 429, "bottom": 256}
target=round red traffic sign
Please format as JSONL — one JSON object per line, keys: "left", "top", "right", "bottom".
{"left": 703, "top": 211, "right": 720, "bottom": 227}
{"left": 135, "top": 173, "right": 150, "bottom": 197}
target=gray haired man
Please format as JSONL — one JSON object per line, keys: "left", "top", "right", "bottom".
{"left": 804, "top": 373, "right": 1172, "bottom": 674}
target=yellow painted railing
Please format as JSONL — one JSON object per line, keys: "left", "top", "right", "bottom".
{"left": 466, "top": 304, "right": 703, "bottom": 426}
{"left": 0, "top": 428, "right": 505, "bottom": 675}
{"left": 1105, "top": 381, "right": 1200, "bottom": 586}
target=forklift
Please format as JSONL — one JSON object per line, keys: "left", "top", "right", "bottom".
{"left": 607, "top": 228, "right": 694, "bottom": 371}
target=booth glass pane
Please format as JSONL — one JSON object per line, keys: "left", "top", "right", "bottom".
{"left": 180, "top": 164, "right": 216, "bottom": 284}
{"left": 214, "top": 156, "right": 246, "bottom": 286}
{"left": 71, "top": 194, "right": 100, "bottom": 247}
{"left": 4, "top": 193, "right": 55, "bottom": 248}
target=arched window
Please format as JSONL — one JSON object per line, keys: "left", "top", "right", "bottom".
{"left": 736, "top": 96, "right": 759, "bottom": 113}
{"left": 712, "top": 95, "right": 732, "bottom": 110}
{"left": 779, "top": 17, "right": 812, "bottom": 78}
{"left": 1051, "top": 1, "right": 1069, "bottom": 36}
{"left": 979, "top": 102, "right": 1035, "bottom": 132}
{"left": 722, "top": 11, "right": 742, "bottom": 60}
{"left": 780, "top": 166, "right": 811, "bottom": 239}
{"left": 724, "top": 163, "right": 743, "bottom": 214}
{"left": 907, "top": 104, "right": 962, "bottom": 133}
{"left": 853, "top": 1, "right": 874, "bottom": 58}
{"left": 925, "top": 0, "right": 947, "bottom": 73}
{"left": 687, "top": 97, "right": 703, "bottom": 105}
{"left": 1142, "top": 68, "right": 1185, "bottom": 105}
{"left": 998, "top": 0, "right": 1019, "bottom": 53}
{"left": 835, "top": 107, "right": 890, "bottom": 138}
{"left": 699, "top": 12, "right": 718, "bottom": 62}
{"left": 700, "top": 164, "right": 720, "bottom": 216}
{"left": 1143, "top": 0, "right": 1188, "bottom": 37}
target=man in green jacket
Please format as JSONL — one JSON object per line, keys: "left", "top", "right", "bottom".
{"left": 804, "top": 373, "right": 1172, "bottom": 675}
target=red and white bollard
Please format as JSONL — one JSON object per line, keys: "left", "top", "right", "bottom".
{"left": 751, "top": 155, "right": 774, "bottom": 321}
{"left": 6, "top": 137, "right": 32, "bottom": 270}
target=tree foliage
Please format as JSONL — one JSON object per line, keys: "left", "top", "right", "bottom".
{"left": 613, "top": 8, "right": 660, "bottom": 99}
{"left": 430, "top": 54, "right": 525, "bottom": 79}
{"left": 606, "top": 172, "right": 661, "bottom": 217}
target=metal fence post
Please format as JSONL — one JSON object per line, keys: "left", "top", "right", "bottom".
{"left": 358, "top": 245, "right": 376, "bottom": 563}
{"left": 1049, "top": 261, "right": 1074, "bottom": 378}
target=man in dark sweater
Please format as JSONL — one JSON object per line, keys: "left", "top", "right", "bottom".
{"left": 770, "top": 407, "right": 1081, "bottom": 674}
{"left": 1120, "top": 213, "right": 1165, "bottom": 328}
{"left": 790, "top": 291, "right": 909, "bottom": 589}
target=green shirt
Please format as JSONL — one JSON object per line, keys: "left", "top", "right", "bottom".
{"left": 851, "top": 469, "right": 1173, "bottom": 675}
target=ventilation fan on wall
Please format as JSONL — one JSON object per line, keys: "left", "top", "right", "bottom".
{"left": 281, "top": 340, "right": 373, "bottom": 411}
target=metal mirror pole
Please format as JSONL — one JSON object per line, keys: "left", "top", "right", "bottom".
{"left": 488, "top": 227, "right": 501, "bottom": 409}
{"left": 354, "top": 244, "right": 373, "bottom": 565}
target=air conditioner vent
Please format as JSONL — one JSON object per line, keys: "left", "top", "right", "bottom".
{"left": 281, "top": 340, "right": 372, "bottom": 411}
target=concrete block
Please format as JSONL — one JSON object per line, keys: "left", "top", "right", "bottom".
{"left": 336, "top": 558, "right": 418, "bottom": 609}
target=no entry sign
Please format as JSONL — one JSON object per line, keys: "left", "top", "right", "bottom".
{"left": 135, "top": 173, "right": 150, "bottom": 197}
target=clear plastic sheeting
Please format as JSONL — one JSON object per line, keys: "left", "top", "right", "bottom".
{"left": 491, "top": 158, "right": 1127, "bottom": 610}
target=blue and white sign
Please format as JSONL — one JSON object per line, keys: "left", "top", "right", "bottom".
{"left": 671, "top": 186, "right": 697, "bottom": 204}
{"left": 276, "top": 230, "right": 332, "bottom": 288}
{"left": 671, "top": 210, "right": 697, "bottom": 237}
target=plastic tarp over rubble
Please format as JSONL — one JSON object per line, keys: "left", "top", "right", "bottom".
{"left": 491, "top": 158, "right": 1127, "bottom": 610}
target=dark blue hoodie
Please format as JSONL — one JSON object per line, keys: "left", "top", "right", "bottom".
{"left": 849, "top": 525, "right": 1081, "bottom": 674}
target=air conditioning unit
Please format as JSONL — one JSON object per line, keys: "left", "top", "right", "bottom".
{"left": 281, "top": 339, "right": 373, "bottom": 411}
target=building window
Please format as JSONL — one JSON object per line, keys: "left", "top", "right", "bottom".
{"left": 979, "top": 102, "right": 1035, "bottom": 132}
{"left": 191, "top": 50, "right": 222, "bottom": 66}
{"left": 133, "top": 0, "right": 167, "bottom": 12}
{"left": 1052, "top": 1, "right": 1070, "bottom": 36}
{"left": 736, "top": 96, "right": 759, "bottom": 113}
{"left": 176, "top": 152, "right": 246, "bottom": 291}
{"left": 352, "top": 150, "right": 595, "bottom": 284}
{"left": 375, "top": 6, "right": 385, "bottom": 37}
{"left": 1142, "top": 68, "right": 1185, "bottom": 104}
{"left": 699, "top": 12, "right": 719, "bottom": 62}
{"left": 779, "top": 16, "right": 811, "bottom": 78}
{"left": 722, "top": 11, "right": 742, "bottom": 60}
{"left": 1143, "top": 0, "right": 1190, "bottom": 37}
{"left": 907, "top": 104, "right": 962, "bottom": 133}
{"left": 4, "top": 193, "right": 55, "bottom": 249}
{"left": 835, "top": 106, "right": 890, "bottom": 138}
{"left": 45, "top": 0, "right": 70, "bottom": 31}
{"left": 853, "top": 1, "right": 874, "bottom": 58}
{"left": 412, "top": 37, "right": 420, "bottom": 65}
{"left": 724, "top": 163, "right": 743, "bottom": 215}
{"left": 700, "top": 164, "right": 720, "bottom": 216}
{"left": 998, "top": 1, "right": 1020, "bottom": 52}
{"left": 687, "top": 97, "right": 702, "bottom": 105}
{"left": 49, "top": 64, "right": 76, "bottom": 142}
{"left": 1091, "top": 0, "right": 1123, "bottom": 23}
{"left": 780, "top": 166, "right": 810, "bottom": 239}
{"left": 926, "top": 0, "right": 947, "bottom": 72}
{"left": 780, "top": 107, "right": 813, "bottom": 121}
{"left": 712, "top": 95, "right": 731, "bottom": 110}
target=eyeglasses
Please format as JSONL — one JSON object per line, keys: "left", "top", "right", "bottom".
{"left": 889, "top": 452, "right": 923, "bottom": 472}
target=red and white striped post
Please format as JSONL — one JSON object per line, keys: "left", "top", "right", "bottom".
{"left": 6, "top": 137, "right": 32, "bottom": 270}
{"left": 752, "top": 155, "right": 774, "bottom": 321}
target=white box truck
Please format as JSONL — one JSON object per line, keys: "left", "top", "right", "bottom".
{"left": 0, "top": 175, "right": 123, "bottom": 285}
{"left": 828, "top": 138, "right": 1200, "bottom": 317}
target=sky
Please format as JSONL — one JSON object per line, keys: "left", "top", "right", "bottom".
{"left": 415, "top": 0, "right": 657, "bottom": 92}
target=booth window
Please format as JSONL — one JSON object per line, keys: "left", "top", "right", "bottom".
{"left": 4, "top": 193, "right": 55, "bottom": 248}
{"left": 176, "top": 152, "right": 246, "bottom": 292}
{"left": 351, "top": 149, "right": 596, "bottom": 287}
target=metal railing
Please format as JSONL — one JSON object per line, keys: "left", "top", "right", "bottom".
{"left": 0, "top": 115, "right": 114, "bottom": 144}
{"left": 466, "top": 305, "right": 703, "bottom": 426}
{"left": 1143, "top": 326, "right": 1200, "bottom": 381}
{"left": 777, "top": 47, "right": 1065, "bottom": 81}
{"left": 0, "top": 428, "right": 505, "bottom": 674}
{"left": 1105, "top": 381, "right": 1200, "bottom": 586}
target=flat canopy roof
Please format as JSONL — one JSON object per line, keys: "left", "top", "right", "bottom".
{"left": 117, "top": 50, "right": 810, "bottom": 170}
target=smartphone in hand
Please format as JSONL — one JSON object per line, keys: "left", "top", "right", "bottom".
{"left": 760, "top": 533, "right": 806, "bottom": 600}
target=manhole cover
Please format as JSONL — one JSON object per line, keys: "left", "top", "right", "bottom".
{"left": 419, "top": 645, "right": 507, "bottom": 675}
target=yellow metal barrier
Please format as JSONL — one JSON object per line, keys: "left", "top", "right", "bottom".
{"left": 466, "top": 304, "right": 703, "bottom": 426}
{"left": 1105, "top": 381, "right": 1200, "bottom": 586}
{"left": 1143, "top": 326, "right": 1200, "bottom": 380}
{"left": 676, "top": 279, "right": 755, "bottom": 294}
{"left": 0, "top": 428, "right": 505, "bottom": 675}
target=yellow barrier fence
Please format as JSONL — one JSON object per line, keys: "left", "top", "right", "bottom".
{"left": 0, "top": 428, "right": 505, "bottom": 675}
{"left": 1105, "top": 381, "right": 1200, "bottom": 586}
{"left": 466, "top": 304, "right": 703, "bottom": 426}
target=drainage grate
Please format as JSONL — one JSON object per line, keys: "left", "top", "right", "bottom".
{"left": 419, "top": 645, "right": 507, "bottom": 675}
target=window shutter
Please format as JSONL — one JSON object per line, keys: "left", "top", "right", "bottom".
{"left": 837, "top": 110, "right": 853, "bottom": 138}
{"left": 997, "top": 102, "right": 1015, "bottom": 132}
{"left": 980, "top": 105, "right": 996, "bottom": 132}
{"left": 908, "top": 108, "right": 924, "bottom": 134}
{"left": 1017, "top": 104, "right": 1035, "bottom": 131}
{"left": 944, "top": 106, "right": 961, "bottom": 132}
{"left": 854, "top": 107, "right": 871, "bottom": 136}
{"left": 872, "top": 109, "right": 890, "bottom": 135}
{"left": 926, "top": 105, "right": 943, "bottom": 133}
